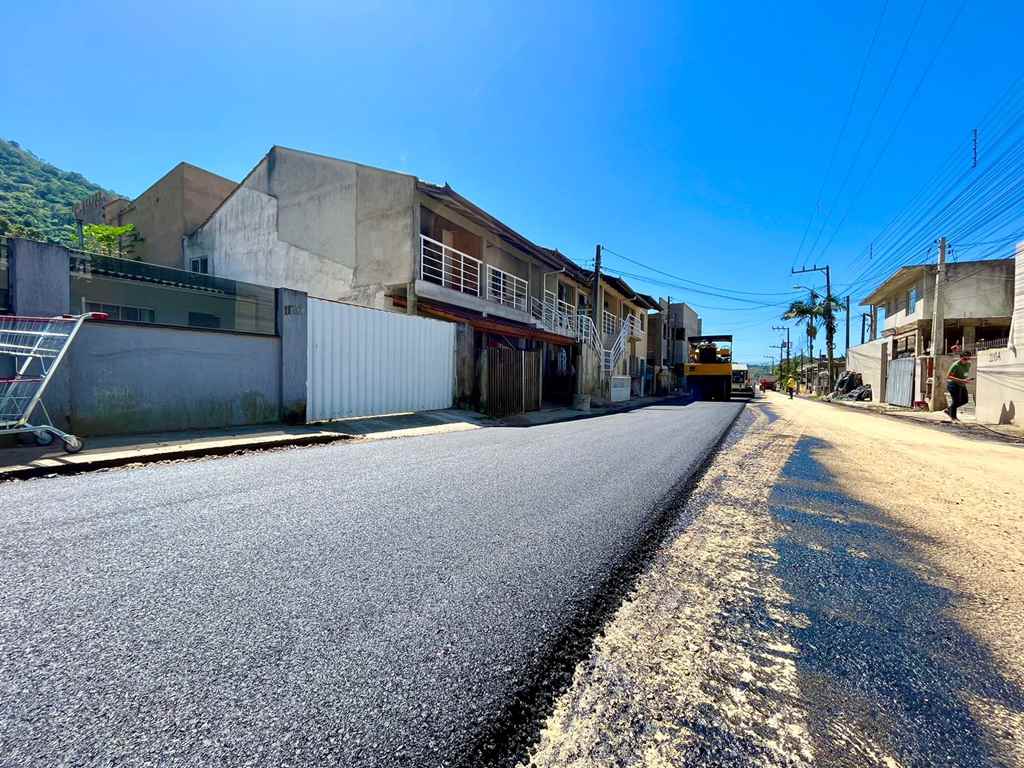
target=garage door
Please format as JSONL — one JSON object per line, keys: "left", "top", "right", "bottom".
{"left": 307, "top": 299, "right": 455, "bottom": 421}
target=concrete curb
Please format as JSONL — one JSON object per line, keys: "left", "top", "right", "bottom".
{"left": 0, "top": 431, "right": 357, "bottom": 483}
{"left": 494, "top": 394, "right": 695, "bottom": 428}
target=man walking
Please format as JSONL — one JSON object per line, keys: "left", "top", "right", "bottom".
{"left": 786, "top": 375, "right": 797, "bottom": 400}
{"left": 945, "top": 351, "right": 973, "bottom": 422}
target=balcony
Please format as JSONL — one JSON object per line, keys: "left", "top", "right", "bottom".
{"left": 419, "top": 235, "right": 481, "bottom": 297}
{"left": 486, "top": 265, "right": 528, "bottom": 314}
{"left": 417, "top": 235, "right": 535, "bottom": 323}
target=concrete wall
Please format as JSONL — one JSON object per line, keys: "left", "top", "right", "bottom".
{"left": 667, "top": 302, "right": 700, "bottom": 365}
{"left": 105, "top": 163, "right": 236, "bottom": 269}
{"left": 7, "top": 240, "right": 72, "bottom": 426}
{"left": 846, "top": 338, "right": 887, "bottom": 401}
{"left": 69, "top": 323, "right": 281, "bottom": 435}
{"left": 186, "top": 148, "right": 416, "bottom": 309}
{"left": 976, "top": 246, "right": 1023, "bottom": 425}
{"left": 6, "top": 238, "right": 309, "bottom": 437}
{"left": 943, "top": 260, "right": 1015, "bottom": 319}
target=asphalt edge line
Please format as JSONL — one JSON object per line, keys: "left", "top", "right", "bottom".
{"left": 468, "top": 401, "right": 751, "bottom": 768}
{"left": 0, "top": 433, "right": 358, "bottom": 483}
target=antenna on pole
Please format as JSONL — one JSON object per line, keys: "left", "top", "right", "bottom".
{"left": 972, "top": 128, "right": 978, "bottom": 169}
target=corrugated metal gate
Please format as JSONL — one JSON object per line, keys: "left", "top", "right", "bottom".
{"left": 885, "top": 356, "right": 916, "bottom": 407}
{"left": 307, "top": 299, "right": 455, "bottom": 421}
{"left": 485, "top": 347, "right": 541, "bottom": 417}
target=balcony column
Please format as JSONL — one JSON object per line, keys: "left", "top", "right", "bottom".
{"left": 406, "top": 280, "right": 417, "bottom": 315}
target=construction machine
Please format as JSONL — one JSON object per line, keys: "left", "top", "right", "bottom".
{"left": 685, "top": 335, "right": 734, "bottom": 401}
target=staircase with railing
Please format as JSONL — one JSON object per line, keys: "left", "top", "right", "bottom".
{"left": 526, "top": 298, "right": 640, "bottom": 373}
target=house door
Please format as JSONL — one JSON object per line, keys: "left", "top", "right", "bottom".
{"left": 885, "top": 356, "right": 915, "bottom": 407}
{"left": 485, "top": 347, "right": 541, "bottom": 417}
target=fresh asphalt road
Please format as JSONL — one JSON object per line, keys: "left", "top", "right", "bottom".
{"left": 0, "top": 399, "right": 742, "bottom": 767}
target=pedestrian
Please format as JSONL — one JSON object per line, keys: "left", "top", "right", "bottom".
{"left": 786, "top": 375, "right": 797, "bottom": 399}
{"left": 945, "top": 351, "right": 973, "bottom": 422}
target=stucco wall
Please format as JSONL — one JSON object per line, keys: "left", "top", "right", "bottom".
{"left": 186, "top": 148, "right": 416, "bottom": 309}
{"left": 975, "top": 348, "right": 1020, "bottom": 425}
{"left": 69, "top": 323, "right": 281, "bottom": 435}
{"left": 943, "top": 260, "right": 1015, "bottom": 319}
{"left": 975, "top": 247, "right": 1023, "bottom": 425}
{"left": 846, "top": 338, "right": 887, "bottom": 401}
{"left": 106, "top": 163, "right": 236, "bottom": 269}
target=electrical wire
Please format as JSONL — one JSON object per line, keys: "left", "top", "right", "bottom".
{"left": 807, "top": 0, "right": 968, "bottom": 269}
{"left": 801, "top": 0, "right": 931, "bottom": 268}
{"left": 792, "top": 0, "right": 891, "bottom": 270}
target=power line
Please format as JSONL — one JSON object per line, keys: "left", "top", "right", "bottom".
{"left": 599, "top": 248, "right": 801, "bottom": 298}
{"left": 792, "top": 0, "right": 891, "bottom": 269}
{"left": 808, "top": 0, "right": 968, "bottom": 268}
{"left": 801, "top": 0, "right": 931, "bottom": 268}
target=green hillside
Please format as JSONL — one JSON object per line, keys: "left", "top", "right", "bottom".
{"left": 0, "top": 138, "right": 112, "bottom": 243}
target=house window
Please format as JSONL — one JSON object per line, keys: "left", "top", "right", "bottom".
{"left": 190, "top": 257, "right": 209, "bottom": 274}
{"left": 907, "top": 285, "right": 920, "bottom": 313}
{"left": 188, "top": 312, "right": 221, "bottom": 329}
{"left": 673, "top": 328, "right": 686, "bottom": 341}
{"left": 85, "top": 301, "right": 156, "bottom": 323}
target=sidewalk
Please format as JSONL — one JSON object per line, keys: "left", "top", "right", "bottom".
{"left": 0, "top": 410, "right": 484, "bottom": 482}
{"left": 815, "top": 393, "right": 1024, "bottom": 441}
{"left": 0, "top": 395, "right": 684, "bottom": 481}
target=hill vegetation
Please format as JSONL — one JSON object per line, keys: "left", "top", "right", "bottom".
{"left": 0, "top": 138, "right": 113, "bottom": 243}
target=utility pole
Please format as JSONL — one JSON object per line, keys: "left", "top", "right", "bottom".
{"left": 972, "top": 128, "right": 978, "bottom": 169}
{"left": 771, "top": 325, "right": 790, "bottom": 378}
{"left": 665, "top": 295, "right": 672, "bottom": 367}
{"left": 792, "top": 264, "right": 835, "bottom": 391}
{"left": 591, "top": 244, "right": 603, "bottom": 387}
{"left": 860, "top": 313, "right": 867, "bottom": 345}
{"left": 929, "top": 237, "right": 947, "bottom": 409}
{"left": 845, "top": 295, "right": 851, "bottom": 353}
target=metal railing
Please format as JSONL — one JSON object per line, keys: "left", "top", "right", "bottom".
{"left": 420, "top": 235, "right": 481, "bottom": 297}
{"left": 487, "top": 265, "right": 528, "bottom": 313}
{"left": 603, "top": 315, "right": 641, "bottom": 372}
{"left": 974, "top": 337, "right": 1009, "bottom": 352}
{"left": 530, "top": 296, "right": 578, "bottom": 337}
{"left": 603, "top": 310, "right": 619, "bottom": 336}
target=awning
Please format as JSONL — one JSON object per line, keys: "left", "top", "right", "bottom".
{"left": 394, "top": 297, "right": 576, "bottom": 346}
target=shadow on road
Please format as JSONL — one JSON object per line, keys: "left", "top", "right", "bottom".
{"left": 768, "top": 436, "right": 1024, "bottom": 766}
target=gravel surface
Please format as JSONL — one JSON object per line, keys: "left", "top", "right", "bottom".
{"left": 0, "top": 398, "right": 742, "bottom": 767}
{"left": 524, "top": 395, "right": 1024, "bottom": 768}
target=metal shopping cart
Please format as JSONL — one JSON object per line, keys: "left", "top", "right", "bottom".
{"left": 0, "top": 312, "right": 107, "bottom": 453}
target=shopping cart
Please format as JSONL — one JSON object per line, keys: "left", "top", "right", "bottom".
{"left": 0, "top": 312, "right": 107, "bottom": 453}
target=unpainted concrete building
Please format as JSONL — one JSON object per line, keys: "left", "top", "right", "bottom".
{"left": 75, "top": 162, "right": 236, "bottom": 269}
{"left": 183, "top": 146, "right": 658, "bottom": 410}
{"left": 861, "top": 258, "right": 1015, "bottom": 357}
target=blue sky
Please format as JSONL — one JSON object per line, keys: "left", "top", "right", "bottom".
{"left": 3, "top": 0, "right": 1023, "bottom": 363}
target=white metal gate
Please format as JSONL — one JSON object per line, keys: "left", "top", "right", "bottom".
{"left": 307, "top": 299, "right": 455, "bottom": 421}
{"left": 885, "top": 356, "right": 915, "bottom": 407}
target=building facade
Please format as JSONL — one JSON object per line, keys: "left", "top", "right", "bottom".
{"left": 75, "top": 162, "right": 236, "bottom": 269}
{"left": 183, "top": 146, "right": 656, "bottom": 412}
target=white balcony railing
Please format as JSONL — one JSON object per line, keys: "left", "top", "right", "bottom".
{"left": 603, "top": 310, "right": 619, "bottom": 336}
{"left": 420, "top": 235, "right": 481, "bottom": 297}
{"left": 487, "top": 265, "right": 528, "bottom": 313}
{"left": 530, "top": 296, "right": 578, "bottom": 337}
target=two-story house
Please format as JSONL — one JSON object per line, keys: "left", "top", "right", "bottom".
{"left": 848, "top": 257, "right": 1015, "bottom": 406}
{"left": 184, "top": 146, "right": 651, "bottom": 413}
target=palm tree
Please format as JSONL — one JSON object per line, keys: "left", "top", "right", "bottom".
{"left": 782, "top": 296, "right": 842, "bottom": 387}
